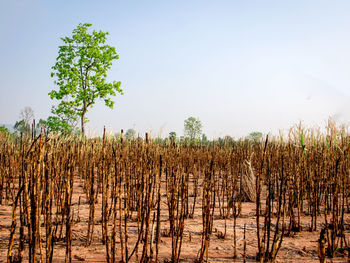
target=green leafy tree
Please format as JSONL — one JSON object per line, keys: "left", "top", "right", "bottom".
{"left": 248, "top": 131, "right": 263, "bottom": 142}
{"left": 14, "top": 120, "right": 31, "bottom": 136}
{"left": 0, "top": 125, "right": 10, "bottom": 136}
{"left": 45, "top": 107, "right": 79, "bottom": 134}
{"left": 125, "top": 128, "right": 136, "bottom": 140}
{"left": 49, "top": 23, "right": 123, "bottom": 136}
{"left": 184, "top": 117, "right": 202, "bottom": 143}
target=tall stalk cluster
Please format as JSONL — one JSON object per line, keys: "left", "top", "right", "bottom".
{"left": 0, "top": 121, "right": 350, "bottom": 262}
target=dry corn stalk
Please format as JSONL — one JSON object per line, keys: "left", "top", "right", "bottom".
{"left": 241, "top": 160, "right": 256, "bottom": 202}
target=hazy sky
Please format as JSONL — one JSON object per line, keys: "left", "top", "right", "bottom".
{"left": 1, "top": 0, "right": 350, "bottom": 138}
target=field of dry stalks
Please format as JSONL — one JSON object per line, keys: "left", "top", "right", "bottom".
{"left": 1, "top": 123, "right": 350, "bottom": 263}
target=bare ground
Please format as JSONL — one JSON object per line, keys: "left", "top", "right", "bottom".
{"left": 0, "top": 178, "right": 349, "bottom": 263}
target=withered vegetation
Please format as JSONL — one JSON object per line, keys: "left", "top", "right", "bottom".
{"left": 1, "top": 121, "right": 350, "bottom": 263}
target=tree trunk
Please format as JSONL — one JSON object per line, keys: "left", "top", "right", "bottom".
{"left": 81, "top": 113, "right": 85, "bottom": 136}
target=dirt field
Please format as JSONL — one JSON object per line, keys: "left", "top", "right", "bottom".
{"left": 1, "top": 176, "right": 349, "bottom": 263}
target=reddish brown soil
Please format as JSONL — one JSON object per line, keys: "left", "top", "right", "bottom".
{"left": 1, "top": 178, "right": 349, "bottom": 263}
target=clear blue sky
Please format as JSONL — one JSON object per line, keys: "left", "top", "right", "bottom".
{"left": 1, "top": 0, "right": 350, "bottom": 138}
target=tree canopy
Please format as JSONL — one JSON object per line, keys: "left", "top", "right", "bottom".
{"left": 0, "top": 125, "right": 10, "bottom": 136}
{"left": 184, "top": 117, "right": 202, "bottom": 143}
{"left": 248, "top": 131, "right": 263, "bottom": 142}
{"left": 125, "top": 128, "right": 136, "bottom": 140}
{"left": 49, "top": 23, "right": 123, "bottom": 136}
